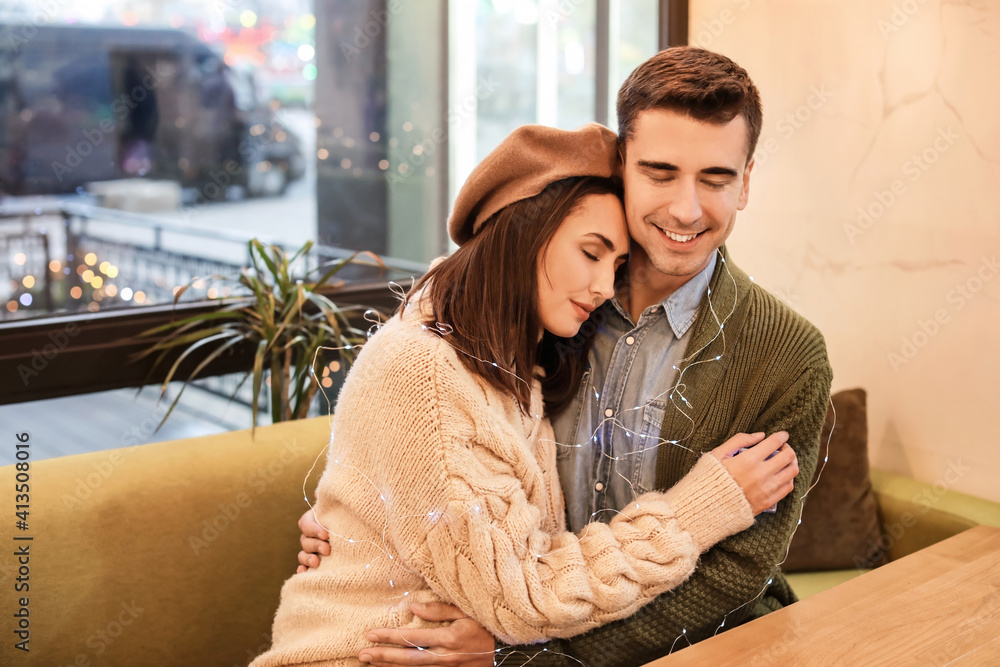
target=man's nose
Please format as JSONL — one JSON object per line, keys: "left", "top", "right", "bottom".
{"left": 669, "top": 179, "right": 703, "bottom": 225}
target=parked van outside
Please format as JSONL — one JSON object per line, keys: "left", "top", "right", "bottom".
{"left": 0, "top": 24, "right": 305, "bottom": 199}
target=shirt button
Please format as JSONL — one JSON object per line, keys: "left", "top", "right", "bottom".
{"left": 625, "top": 336, "right": 635, "bottom": 345}
{"left": 604, "top": 408, "right": 613, "bottom": 418}
{"left": 595, "top": 482, "right": 604, "bottom": 491}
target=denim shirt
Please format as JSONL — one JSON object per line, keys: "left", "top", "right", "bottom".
{"left": 552, "top": 253, "right": 717, "bottom": 533}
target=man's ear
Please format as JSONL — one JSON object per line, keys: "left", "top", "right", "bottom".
{"left": 737, "top": 158, "right": 754, "bottom": 210}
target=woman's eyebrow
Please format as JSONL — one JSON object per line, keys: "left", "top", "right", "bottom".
{"left": 582, "top": 232, "right": 628, "bottom": 259}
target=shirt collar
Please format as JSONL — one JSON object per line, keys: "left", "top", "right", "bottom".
{"left": 607, "top": 251, "right": 718, "bottom": 339}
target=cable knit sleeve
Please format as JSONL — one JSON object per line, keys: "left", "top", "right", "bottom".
{"left": 361, "top": 333, "right": 755, "bottom": 645}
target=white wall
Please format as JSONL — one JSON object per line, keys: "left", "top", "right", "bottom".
{"left": 689, "top": 0, "right": 1000, "bottom": 501}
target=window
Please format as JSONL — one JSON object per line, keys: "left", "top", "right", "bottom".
{"left": 0, "top": 0, "right": 667, "bottom": 447}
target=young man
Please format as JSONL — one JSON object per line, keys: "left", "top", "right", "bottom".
{"left": 300, "top": 47, "right": 832, "bottom": 666}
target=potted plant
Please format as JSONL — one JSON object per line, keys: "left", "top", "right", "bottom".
{"left": 133, "top": 239, "right": 385, "bottom": 432}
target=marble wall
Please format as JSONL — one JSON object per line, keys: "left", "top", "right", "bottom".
{"left": 688, "top": 0, "right": 1000, "bottom": 501}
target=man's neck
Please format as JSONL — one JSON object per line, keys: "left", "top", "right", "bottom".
{"left": 618, "top": 245, "right": 709, "bottom": 323}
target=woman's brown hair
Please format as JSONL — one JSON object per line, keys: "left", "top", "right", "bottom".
{"left": 407, "top": 175, "right": 622, "bottom": 416}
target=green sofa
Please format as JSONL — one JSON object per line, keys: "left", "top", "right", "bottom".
{"left": 784, "top": 468, "right": 1000, "bottom": 599}
{"left": 3, "top": 417, "right": 999, "bottom": 666}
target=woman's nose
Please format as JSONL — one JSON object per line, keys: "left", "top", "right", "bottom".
{"left": 593, "top": 265, "right": 616, "bottom": 301}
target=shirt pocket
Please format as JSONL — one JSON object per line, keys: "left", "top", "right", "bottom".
{"left": 633, "top": 399, "right": 666, "bottom": 494}
{"left": 557, "top": 369, "right": 591, "bottom": 461}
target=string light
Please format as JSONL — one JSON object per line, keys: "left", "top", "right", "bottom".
{"left": 289, "top": 252, "right": 834, "bottom": 663}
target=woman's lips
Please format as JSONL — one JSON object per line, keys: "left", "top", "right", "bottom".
{"left": 570, "top": 301, "right": 593, "bottom": 319}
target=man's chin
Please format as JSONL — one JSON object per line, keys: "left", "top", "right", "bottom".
{"left": 647, "top": 253, "right": 713, "bottom": 279}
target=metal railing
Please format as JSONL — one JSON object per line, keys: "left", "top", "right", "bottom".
{"left": 0, "top": 197, "right": 426, "bottom": 409}
{"left": 0, "top": 197, "right": 426, "bottom": 321}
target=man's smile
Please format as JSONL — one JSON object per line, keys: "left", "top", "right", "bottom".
{"left": 651, "top": 223, "right": 707, "bottom": 245}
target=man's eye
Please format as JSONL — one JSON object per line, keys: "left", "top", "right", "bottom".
{"left": 705, "top": 181, "right": 729, "bottom": 190}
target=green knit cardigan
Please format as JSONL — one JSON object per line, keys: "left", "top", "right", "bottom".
{"left": 501, "top": 246, "right": 833, "bottom": 666}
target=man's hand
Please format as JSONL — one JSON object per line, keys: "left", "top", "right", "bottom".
{"left": 359, "top": 602, "right": 495, "bottom": 667}
{"left": 296, "top": 508, "right": 330, "bottom": 573}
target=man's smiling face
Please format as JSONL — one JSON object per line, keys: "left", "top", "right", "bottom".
{"left": 621, "top": 108, "right": 754, "bottom": 289}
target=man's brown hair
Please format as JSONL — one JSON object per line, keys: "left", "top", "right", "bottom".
{"left": 617, "top": 46, "right": 762, "bottom": 163}
{"left": 408, "top": 176, "right": 621, "bottom": 416}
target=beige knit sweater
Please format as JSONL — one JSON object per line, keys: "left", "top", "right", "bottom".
{"left": 251, "top": 294, "right": 755, "bottom": 667}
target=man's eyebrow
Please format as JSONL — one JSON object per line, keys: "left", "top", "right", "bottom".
{"left": 583, "top": 233, "right": 629, "bottom": 259}
{"left": 637, "top": 160, "right": 738, "bottom": 178}
{"left": 636, "top": 160, "right": 678, "bottom": 171}
{"left": 701, "top": 166, "right": 738, "bottom": 177}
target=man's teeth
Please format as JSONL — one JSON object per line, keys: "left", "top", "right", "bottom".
{"left": 663, "top": 230, "right": 699, "bottom": 243}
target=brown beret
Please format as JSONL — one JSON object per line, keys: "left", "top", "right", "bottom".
{"left": 448, "top": 123, "right": 620, "bottom": 245}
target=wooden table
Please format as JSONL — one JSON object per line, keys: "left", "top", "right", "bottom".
{"left": 645, "top": 525, "right": 1000, "bottom": 666}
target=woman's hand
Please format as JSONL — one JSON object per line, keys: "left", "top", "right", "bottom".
{"left": 296, "top": 508, "right": 330, "bottom": 573}
{"left": 712, "top": 431, "right": 798, "bottom": 515}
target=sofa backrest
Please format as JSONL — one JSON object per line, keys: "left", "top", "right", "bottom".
{"left": 1, "top": 416, "right": 331, "bottom": 666}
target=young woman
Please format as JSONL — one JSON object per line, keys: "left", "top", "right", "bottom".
{"left": 251, "top": 124, "right": 797, "bottom": 667}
